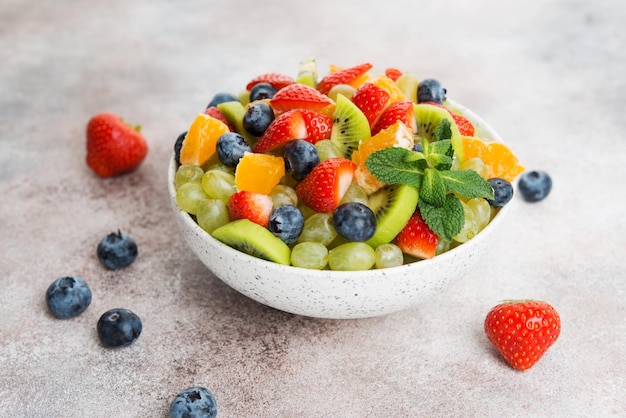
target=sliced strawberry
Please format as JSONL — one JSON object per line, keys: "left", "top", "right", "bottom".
{"left": 246, "top": 73, "right": 295, "bottom": 91}
{"left": 204, "top": 106, "right": 234, "bottom": 131}
{"left": 252, "top": 109, "right": 306, "bottom": 153}
{"left": 316, "top": 62, "right": 373, "bottom": 95}
{"left": 295, "top": 158, "right": 356, "bottom": 213}
{"left": 351, "top": 83, "right": 391, "bottom": 127}
{"left": 270, "top": 83, "right": 334, "bottom": 114}
{"left": 395, "top": 211, "right": 439, "bottom": 259}
{"left": 384, "top": 67, "right": 403, "bottom": 82}
{"left": 227, "top": 191, "right": 273, "bottom": 227}
{"left": 300, "top": 109, "right": 332, "bottom": 143}
{"left": 422, "top": 102, "right": 475, "bottom": 136}
{"left": 371, "top": 100, "right": 415, "bottom": 135}
{"left": 451, "top": 113, "right": 475, "bottom": 136}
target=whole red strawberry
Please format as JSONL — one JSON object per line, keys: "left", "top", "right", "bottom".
{"left": 86, "top": 113, "right": 148, "bottom": 177}
{"left": 484, "top": 300, "right": 561, "bottom": 371}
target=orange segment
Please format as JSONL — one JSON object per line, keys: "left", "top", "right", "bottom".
{"left": 235, "top": 152, "right": 285, "bottom": 195}
{"left": 371, "top": 74, "right": 408, "bottom": 103}
{"left": 462, "top": 136, "right": 525, "bottom": 181}
{"left": 352, "top": 121, "right": 414, "bottom": 194}
{"left": 180, "top": 114, "right": 230, "bottom": 166}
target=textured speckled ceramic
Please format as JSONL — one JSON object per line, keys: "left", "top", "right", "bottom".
{"left": 169, "top": 101, "right": 513, "bottom": 319}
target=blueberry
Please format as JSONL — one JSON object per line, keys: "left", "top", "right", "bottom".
{"left": 97, "top": 308, "right": 142, "bottom": 348}
{"left": 216, "top": 132, "right": 252, "bottom": 168}
{"left": 174, "top": 131, "right": 187, "bottom": 165}
{"left": 243, "top": 102, "right": 275, "bottom": 136}
{"left": 332, "top": 202, "right": 377, "bottom": 242}
{"left": 283, "top": 139, "right": 320, "bottom": 181}
{"left": 249, "top": 82, "right": 277, "bottom": 102}
{"left": 412, "top": 142, "right": 423, "bottom": 153}
{"left": 268, "top": 205, "right": 305, "bottom": 244}
{"left": 417, "top": 78, "right": 447, "bottom": 104}
{"left": 206, "top": 92, "right": 239, "bottom": 108}
{"left": 487, "top": 178, "right": 514, "bottom": 207}
{"left": 97, "top": 230, "right": 138, "bottom": 270}
{"left": 46, "top": 276, "right": 92, "bottom": 319}
{"left": 518, "top": 170, "right": 552, "bottom": 202}
{"left": 169, "top": 386, "right": 218, "bottom": 418}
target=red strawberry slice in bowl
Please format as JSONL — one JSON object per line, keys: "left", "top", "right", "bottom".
{"left": 270, "top": 83, "right": 334, "bottom": 115}
{"left": 246, "top": 72, "right": 295, "bottom": 91}
{"left": 316, "top": 62, "right": 373, "bottom": 95}
{"left": 296, "top": 158, "right": 356, "bottom": 213}
{"left": 228, "top": 191, "right": 273, "bottom": 227}
{"left": 371, "top": 100, "right": 415, "bottom": 135}
{"left": 253, "top": 109, "right": 307, "bottom": 153}
{"left": 299, "top": 109, "right": 332, "bottom": 143}
{"left": 395, "top": 211, "right": 439, "bottom": 259}
{"left": 351, "top": 82, "right": 391, "bottom": 127}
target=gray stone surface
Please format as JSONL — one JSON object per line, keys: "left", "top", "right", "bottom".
{"left": 1, "top": 0, "right": 625, "bottom": 416}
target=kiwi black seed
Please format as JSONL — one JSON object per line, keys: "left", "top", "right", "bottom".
{"left": 211, "top": 219, "right": 291, "bottom": 265}
{"left": 366, "top": 184, "right": 419, "bottom": 249}
{"left": 330, "top": 94, "right": 371, "bottom": 159}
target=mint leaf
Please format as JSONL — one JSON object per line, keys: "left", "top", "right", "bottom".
{"left": 425, "top": 139, "right": 454, "bottom": 170}
{"left": 365, "top": 147, "right": 424, "bottom": 187}
{"left": 418, "top": 195, "right": 464, "bottom": 241}
{"left": 420, "top": 168, "right": 447, "bottom": 207}
{"left": 434, "top": 118, "right": 452, "bottom": 142}
{"left": 439, "top": 170, "right": 495, "bottom": 200}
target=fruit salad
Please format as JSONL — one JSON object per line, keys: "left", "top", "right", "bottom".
{"left": 173, "top": 59, "right": 524, "bottom": 271}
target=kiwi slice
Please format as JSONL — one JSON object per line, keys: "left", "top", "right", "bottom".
{"left": 330, "top": 94, "right": 371, "bottom": 159}
{"left": 295, "top": 56, "right": 318, "bottom": 88}
{"left": 216, "top": 101, "right": 258, "bottom": 145}
{"left": 211, "top": 219, "right": 291, "bottom": 265}
{"left": 366, "top": 184, "right": 419, "bottom": 249}
{"left": 414, "top": 103, "right": 464, "bottom": 160}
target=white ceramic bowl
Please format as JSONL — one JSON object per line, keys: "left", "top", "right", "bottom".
{"left": 168, "top": 101, "right": 513, "bottom": 319}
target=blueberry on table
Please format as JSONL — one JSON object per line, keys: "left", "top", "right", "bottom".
{"left": 487, "top": 178, "right": 514, "bottom": 207}
{"left": 97, "top": 230, "right": 138, "bottom": 270}
{"left": 417, "top": 78, "right": 447, "bottom": 104}
{"left": 46, "top": 276, "right": 92, "bottom": 319}
{"left": 518, "top": 170, "right": 552, "bottom": 202}
{"left": 216, "top": 132, "right": 251, "bottom": 167}
{"left": 283, "top": 139, "right": 320, "bottom": 181}
{"left": 249, "top": 82, "right": 277, "bottom": 102}
{"left": 206, "top": 92, "right": 239, "bottom": 108}
{"left": 268, "top": 204, "right": 305, "bottom": 244}
{"left": 332, "top": 202, "right": 377, "bottom": 242}
{"left": 169, "top": 386, "right": 218, "bottom": 418}
{"left": 242, "top": 102, "right": 275, "bottom": 136}
{"left": 97, "top": 308, "right": 142, "bottom": 348}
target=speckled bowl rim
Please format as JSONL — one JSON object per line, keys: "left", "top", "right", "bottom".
{"left": 168, "top": 100, "right": 514, "bottom": 318}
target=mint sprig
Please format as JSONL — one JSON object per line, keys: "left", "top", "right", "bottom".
{"left": 365, "top": 120, "right": 495, "bottom": 241}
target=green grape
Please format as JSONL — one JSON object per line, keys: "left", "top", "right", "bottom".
{"left": 204, "top": 162, "right": 235, "bottom": 174}
{"left": 297, "top": 212, "right": 337, "bottom": 246}
{"left": 374, "top": 243, "right": 403, "bottom": 269}
{"left": 176, "top": 182, "right": 209, "bottom": 215}
{"left": 340, "top": 182, "right": 369, "bottom": 206}
{"left": 175, "top": 164, "right": 204, "bottom": 189}
{"left": 328, "top": 242, "right": 376, "bottom": 271}
{"left": 270, "top": 184, "right": 298, "bottom": 207}
{"left": 315, "top": 139, "right": 343, "bottom": 161}
{"left": 454, "top": 199, "right": 483, "bottom": 243}
{"left": 327, "top": 84, "right": 356, "bottom": 101}
{"left": 459, "top": 157, "right": 489, "bottom": 179}
{"left": 467, "top": 197, "right": 491, "bottom": 230}
{"left": 196, "top": 199, "right": 230, "bottom": 234}
{"left": 436, "top": 239, "right": 451, "bottom": 255}
{"left": 290, "top": 242, "right": 329, "bottom": 270}
{"left": 297, "top": 202, "right": 317, "bottom": 219}
{"left": 201, "top": 169, "right": 236, "bottom": 204}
